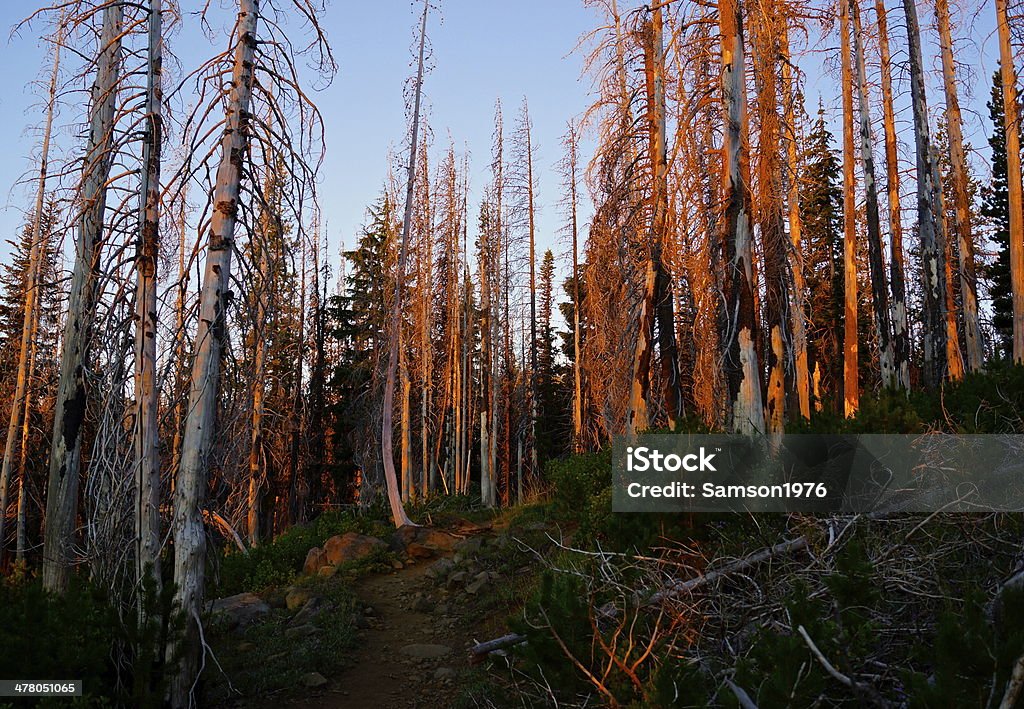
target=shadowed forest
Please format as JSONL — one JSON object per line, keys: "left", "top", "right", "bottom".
{"left": 2, "top": 0, "right": 1024, "bottom": 706}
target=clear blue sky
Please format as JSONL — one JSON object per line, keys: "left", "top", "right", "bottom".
{"left": 0, "top": 0, "right": 1010, "bottom": 287}
{"left": 0, "top": 0, "right": 597, "bottom": 283}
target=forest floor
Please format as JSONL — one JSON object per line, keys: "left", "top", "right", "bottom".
{"left": 224, "top": 507, "right": 556, "bottom": 708}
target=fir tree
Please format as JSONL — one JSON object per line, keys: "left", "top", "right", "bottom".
{"left": 982, "top": 68, "right": 1017, "bottom": 358}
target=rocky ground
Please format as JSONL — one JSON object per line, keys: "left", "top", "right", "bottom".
{"left": 207, "top": 515, "right": 545, "bottom": 708}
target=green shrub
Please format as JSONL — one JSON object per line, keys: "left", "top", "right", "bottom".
{"left": 214, "top": 510, "right": 389, "bottom": 595}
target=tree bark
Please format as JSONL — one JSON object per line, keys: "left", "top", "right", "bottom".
{"left": 720, "top": 0, "right": 765, "bottom": 434}
{"left": 43, "top": 3, "right": 123, "bottom": 592}
{"left": 851, "top": 0, "right": 894, "bottom": 389}
{"left": 840, "top": 0, "right": 859, "bottom": 416}
{"left": 995, "top": 0, "right": 1024, "bottom": 362}
{"left": 934, "top": 0, "right": 982, "bottom": 371}
{"left": 134, "top": 0, "right": 163, "bottom": 593}
{"left": 381, "top": 0, "right": 428, "bottom": 527}
{"left": 875, "top": 0, "right": 911, "bottom": 390}
{"left": 169, "top": 2, "right": 258, "bottom": 703}
{"left": 904, "top": 0, "right": 949, "bottom": 385}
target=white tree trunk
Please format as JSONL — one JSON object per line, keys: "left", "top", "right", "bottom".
{"left": 134, "top": 0, "right": 164, "bottom": 596}
{"left": 43, "top": 4, "right": 124, "bottom": 592}
{"left": 169, "top": 1, "right": 258, "bottom": 704}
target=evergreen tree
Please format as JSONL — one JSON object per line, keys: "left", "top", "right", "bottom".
{"left": 982, "top": 68, "right": 1017, "bottom": 358}
{"left": 535, "top": 249, "right": 560, "bottom": 461}
{"left": 326, "top": 193, "right": 396, "bottom": 500}
{"left": 799, "top": 108, "right": 845, "bottom": 409}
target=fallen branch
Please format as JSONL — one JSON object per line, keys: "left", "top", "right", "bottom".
{"left": 725, "top": 678, "right": 759, "bottom": 709}
{"left": 203, "top": 510, "right": 248, "bottom": 555}
{"left": 797, "top": 625, "right": 891, "bottom": 708}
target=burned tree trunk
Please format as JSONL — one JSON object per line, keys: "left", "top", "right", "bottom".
{"left": 840, "top": 0, "right": 859, "bottom": 415}
{"left": 43, "top": 3, "right": 124, "bottom": 592}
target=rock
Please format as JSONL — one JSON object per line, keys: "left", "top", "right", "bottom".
{"left": 446, "top": 571, "right": 467, "bottom": 590}
{"left": 300, "top": 672, "right": 328, "bottom": 689}
{"left": 285, "top": 587, "right": 314, "bottom": 611}
{"left": 411, "top": 593, "right": 434, "bottom": 613}
{"left": 285, "top": 623, "right": 319, "bottom": 639}
{"left": 292, "top": 596, "right": 333, "bottom": 626}
{"left": 302, "top": 546, "right": 326, "bottom": 575}
{"left": 425, "top": 558, "right": 455, "bottom": 580}
{"left": 350, "top": 612, "right": 370, "bottom": 630}
{"left": 453, "top": 536, "right": 483, "bottom": 554}
{"left": 391, "top": 559, "right": 404, "bottom": 570}
{"left": 317, "top": 565, "right": 338, "bottom": 579}
{"left": 406, "top": 542, "right": 435, "bottom": 560}
{"left": 433, "top": 667, "right": 456, "bottom": 680}
{"left": 399, "top": 643, "right": 452, "bottom": 659}
{"left": 323, "top": 532, "right": 388, "bottom": 565}
{"left": 390, "top": 526, "right": 459, "bottom": 555}
{"left": 207, "top": 592, "right": 270, "bottom": 629}
{"left": 465, "top": 571, "right": 490, "bottom": 596}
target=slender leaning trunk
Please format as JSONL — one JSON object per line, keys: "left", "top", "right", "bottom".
{"left": 381, "top": 0, "right": 428, "bottom": 526}
{"left": 850, "top": 0, "right": 894, "bottom": 388}
{"left": 904, "top": 0, "right": 949, "bottom": 385}
{"left": 134, "top": 0, "right": 163, "bottom": 593}
{"left": 43, "top": 4, "right": 123, "bottom": 592}
{"left": 935, "top": 0, "right": 982, "bottom": 371}
{"left": 995, "top": 0, "right": 1024, "bottom": 362}
{"left": 169, "top": 2, "right": 258, "bottom": 703}
{"left": 720, "top": 0, "right": 765, "bottom": 434}
{"left": 840, "top": 0, "right": 859, "bottom": 415}
{"left": 1, "top": 22, "right": 61, "bottom": 563}
{"left": 875, "top": 0, "right": 910, "bottom": 389}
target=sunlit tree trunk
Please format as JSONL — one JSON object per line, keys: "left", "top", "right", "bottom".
{"left": 523, "top": 102, "right": 539, "bottom": 480}
{"left": 995, "top": 0, "right": 1024, "bottom": 362}
{"left": 780, "top": 22, "right": 810, "bottom": 419}
{"left": 934, "top": 0, "right": 982, "bottom": 371}
{"left": 170, "top": 2, "right": 259, "bottom": 702}
{"left": 248, "top": 231, "right": 268, "bottom": 545}
{"left": 851, "top": 0, "right": 894, "bottom": 388}
{"left": 43, "top": 3, "right": 124, "bottom": 592}
{"left": 381, "top": 0, "right": 427, "bottom": 527}
{"left": 904, "top": 0, "right": 948, "bottom": 385}
{"left": 840, "top": 0, "right": 859, "bottom": 416}
{"left": 565, "top": 123, "right": 584, "bottom": 450}
{"left": 875, "top": 0, "right": 910, "bottom": 390}
{"left": 134, "top": 0, "right": 163, "bottom": 593}
{"left": 720, "top": 0, "right": 765, "bottom": 433}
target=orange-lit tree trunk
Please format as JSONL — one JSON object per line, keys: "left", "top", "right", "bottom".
{"left": 851, "top": 0, "right": 894, "bottom": 388}
{"left": 935, "top": 0, "right": 982, "bottom": 371}
{"left": 840, "top": 0, "right": 858, "bottom": 416}
{"left": 995, "top": 0, "right": 1024, "bottom": 362}
{"left": 720, "top": 0, "right": 765, "bottom": 433}
{"left": 875, "top": 0, "right": 910, "bottom": 389}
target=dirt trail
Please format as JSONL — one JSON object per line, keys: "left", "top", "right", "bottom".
{"left": 281, "top": 531, "right": 487, "bottom": 709}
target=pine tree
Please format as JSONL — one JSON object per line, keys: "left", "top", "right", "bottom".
{"left": 800, "top": 109, "right": 845, "bottom": 410}
{"left": 983, "top": 68, "right": 1016, "bottom": 358}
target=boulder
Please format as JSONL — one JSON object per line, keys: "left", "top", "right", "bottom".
{"left": 446, "top": 571, "right": 467, "bottom": 590}
{"left": 465, "top": 571, "right": 490, "bottom": 596}
{"left": 302, "top": 546, "right": 326, "bottom": 575}
{"left": 410, "top": 593, "right": 434, "bottom": 613}
{"left": 207, "top": 592, "right": 270, "bottom": 629}
{"left": 300, "top": 671, "right": 329, "bottom": 689}
{"left": 453, "top": 536, "right": 483, "bottom": 554}
{"left": 285, "top": 623, "right": 319, "bottom": 640}
{"left": 390, "top": 526, "right": 459, "bottom": 555}
{"left": 323, "top": 532, "right": 388, "bottom": 565}
{"left": 425, "top": 558, "right": 455, "bottom": 580}
{"left": 317, "top": 565, "right": 338, "bottom": 579}
{"left": 292, "top": 596, "right": 333, "bottom": 626}
{"left": 406, "top": 542, "right": 435, "bottom": 560}
{"left": 285, "top": 587, "right": 314, "bottom": 611}
{"left": 399, "top": 643, "right": 451, "bottom": 659}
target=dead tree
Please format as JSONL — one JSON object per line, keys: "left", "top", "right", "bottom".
{"left": 904, "top": 0, "right": 948, "bottom": 386}
{"left": 840, "top": 0, "right": 858, "bottom": 415}
{"left": 133, "top": 0, "right": 163, "bottom": 594}
{"left": 875, "top": 0, "right": 910, "bottom": 390}
{"left": 995, "top": 0, "right": 1024, "bottom": 362}
{"left": 720, "top": 0, "right": 765, "bottom": 433}
{"left": 850, "top": 0, "right": 894, "bottom": 388}
{"left": 381, "top": 0, "right": 428, "bottom": 526}
{"left": 0, "top": 16, "right": 62, "bottom": 564}
{"left": 43, "top": 2, "right": 125, "bottom": 592}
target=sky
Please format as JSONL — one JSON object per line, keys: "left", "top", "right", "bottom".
{"left": 0, "top": 0, "right": 1012, "bottom": 294}
{"left": 0, "top": 0, "right": 598, "bottom": 285}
